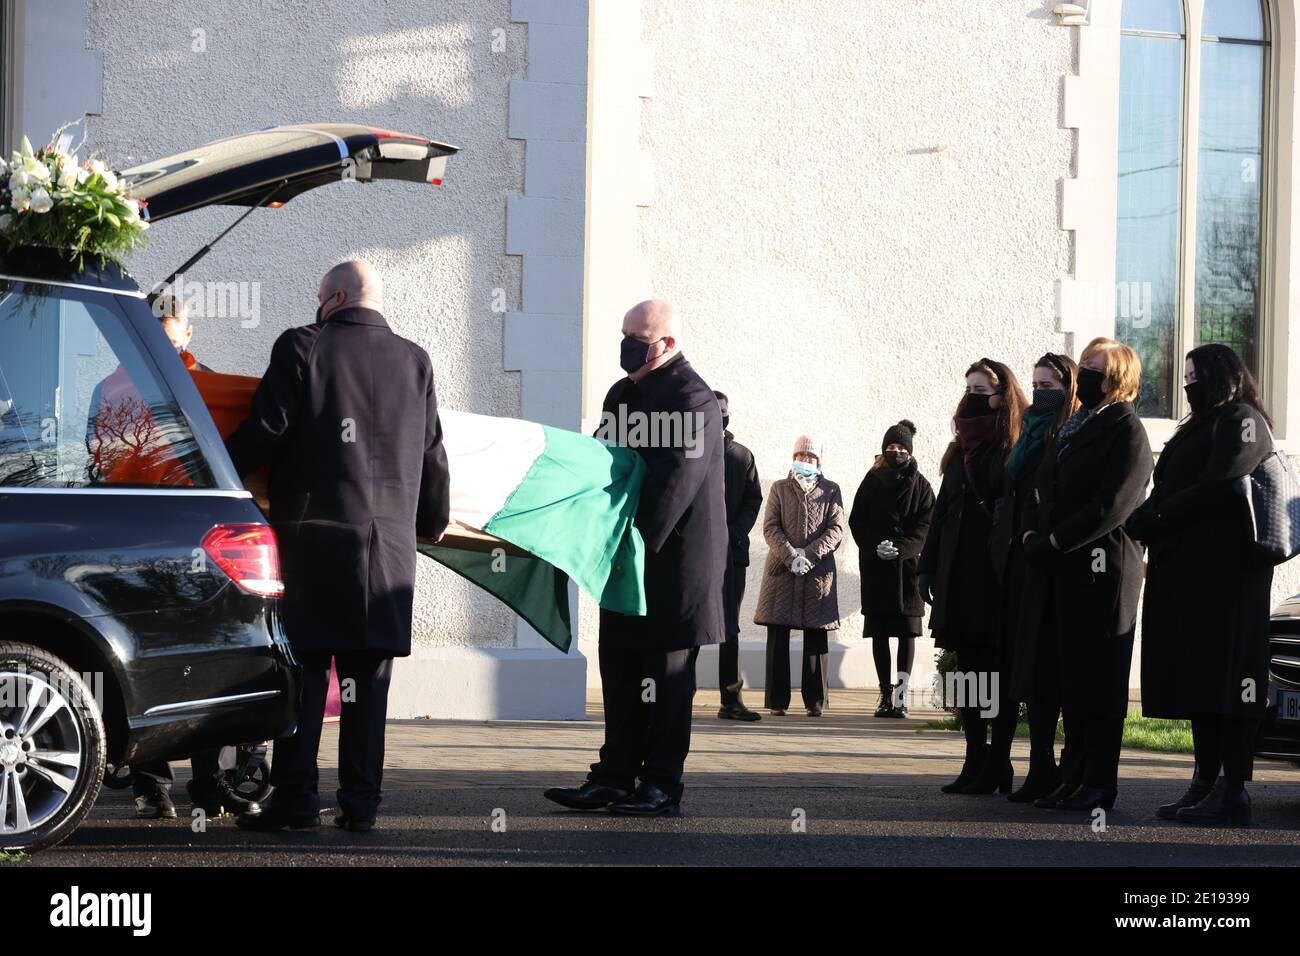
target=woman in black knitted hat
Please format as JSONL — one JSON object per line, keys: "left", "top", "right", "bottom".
{"left": 849, "top": 420, "right": 935, "bottom": 717}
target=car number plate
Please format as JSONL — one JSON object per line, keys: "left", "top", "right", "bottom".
{"left": 1278, "top": 689, "right": 1300, "bottom": 721}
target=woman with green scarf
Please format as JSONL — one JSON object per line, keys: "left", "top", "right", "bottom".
{"left": 969, "top": 354, "right": 1079, "bottom": 799}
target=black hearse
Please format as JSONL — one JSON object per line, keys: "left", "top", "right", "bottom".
{"left": 0, "top": 124, "right": 456, "bottom": 851}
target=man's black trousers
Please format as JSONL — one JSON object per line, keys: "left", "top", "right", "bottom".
{"left": 270, "top": 650, "right": 394, "bottom": 822}
{"left": 588, "top": 643, "right": 700, "bottom": 798}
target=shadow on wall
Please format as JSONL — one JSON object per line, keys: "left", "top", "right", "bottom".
{"left": 86, "top": 3, "right": 525, "bottom": 410}
{"left": 81, "top": 2, "right": 530, "bottom": 650}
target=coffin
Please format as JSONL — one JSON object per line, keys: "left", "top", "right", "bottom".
{"left": 188, "top": 366, "right": 646, "bottom": 651}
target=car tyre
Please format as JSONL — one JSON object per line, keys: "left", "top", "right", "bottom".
{"left": 0, "top": 642, "right": 106, "bottom": 854}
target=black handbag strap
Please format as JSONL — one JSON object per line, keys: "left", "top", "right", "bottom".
{"left": 962, "top": 458, "right": 995, "bottom": 520}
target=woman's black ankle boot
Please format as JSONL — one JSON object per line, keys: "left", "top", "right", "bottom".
{"left": 961, "top": 745, "right": 1013, "bottom": 794}
{"left": 1156, "top": 776, "right": 1215, "bottom": 821}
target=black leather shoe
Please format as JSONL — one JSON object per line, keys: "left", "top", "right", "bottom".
{"left": 1052, "top": 784, "right": 1116, "bottom": 812}
{"left": 134, "top": 791, "right": 177, "bottom": 819}
{"left": 1175, "top": 781, "right": 1251, "bottom": 827}
{"left": 235, "top": 806, "right": 320, "bottom": 831}
{"left": 806, "top": 705, "right": 823, "bottom": 717}
{"left": 1156, "top": 778, "right": 1214, "bottom": 821}
{"left": 1032, "top": 781, "right": 1080, "bottom": 809}
{"left": 189, "top": 785, "right": 261, "bottom": 818}
{"left": 606, "top": 783, "right": 680, "bottom": 816}
{"left": 334, "top": 813, "right": 375, "bottom": 832}
{"left": 1008, "top": 764, "right": 1060, "bottom": 803}
{"left": 543, "top": 781, "right": 630, "bottom": 811}
{"left": 718, "top": 704, "right": 761, "bottom": 722}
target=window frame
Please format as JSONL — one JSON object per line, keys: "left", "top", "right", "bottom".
{"left": 0, "top": 0, "right": 14, "bottom": 158}
{"left": 1119, "top": 0, "right": 1274, "bottom": 438}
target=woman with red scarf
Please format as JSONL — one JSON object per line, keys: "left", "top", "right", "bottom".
{"left": 919, "top": 358, "right": 1027, "bottom": 794}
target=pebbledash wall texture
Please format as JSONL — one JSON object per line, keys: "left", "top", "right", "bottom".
{"left": 16, "top": 0, "right": 1300, "bottom": 714}
{"left": 79, "top": 0, "right": 530, "bottom": 654}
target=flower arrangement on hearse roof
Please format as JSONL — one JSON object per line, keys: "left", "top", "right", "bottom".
{"left": 0, "top": 130, "right": 148, "bottom": 268}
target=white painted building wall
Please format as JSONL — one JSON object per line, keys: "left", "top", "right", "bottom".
{"left": 597, "top": 0, "right": 1300, "bottom": 696}
{"left": 614, "top": 0, "right": 1074, "bottom": 693}
{"left": 15, "top": 0, "right": 1300, "bottom": 715}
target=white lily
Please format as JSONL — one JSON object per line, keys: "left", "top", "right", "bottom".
{"left": 0, "top": 214, "right": 12, "bottom": 231}
{"left": 101, "top": 168, "right": 118, "bottom": 191}
{"left": 10, "top": 168, "right": 29, "bottom": 190}
{"left": 57, "top": 165, "right": 78, "bottom": 190}
{"left": 28, "top": 186, "right": 52, "bottom": 214}
{"left": 10, "top": 187, "right": 30, "bottom": 212}
{"left": 21, "top": 155, "right": 49, "bottom": 181}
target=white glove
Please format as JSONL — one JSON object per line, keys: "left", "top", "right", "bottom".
{"left": 876, "top": 539, "right": 899, "bottom": 561}
{"left": 791, "top": 554, "right": 814, "bottom": 575}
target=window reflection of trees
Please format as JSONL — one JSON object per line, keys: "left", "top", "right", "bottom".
{"left": 1116, "top": 1, "right": 1269, "bottom": 419}
{"left": 0, "top": 282, "right": 213, "bottom": 489}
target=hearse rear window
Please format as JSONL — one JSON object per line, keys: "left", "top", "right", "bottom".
{"left": 0, "top": 283, "right": 214, "bottom": 489}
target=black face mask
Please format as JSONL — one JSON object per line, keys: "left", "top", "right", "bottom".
{"left": 1076, "top": 367, "right": 1106, "bottom": 410}
{"left": 1185, "top": 380, "right": 1210, "bottom": 414}
{"left": 884, "top": 450, "right": 910, "bottom": 468}
{"left": 1030, "top": 388, "right": 1065, "bottom": 414}
{"left": 961, "top": 392, "right": 995, "bottom": 417}
{"left": 620, "top": 336, "right": 661, "bottom": 374}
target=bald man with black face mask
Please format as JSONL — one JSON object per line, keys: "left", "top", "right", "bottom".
{"left": 228, "top": 259, "right": 450, "bottom": 833}
{"left": 545, "top": 299, "right": 727, "bottom": 816}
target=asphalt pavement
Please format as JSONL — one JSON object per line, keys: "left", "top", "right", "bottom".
{"left": 15, "top": 691, "right": 1300, "bottom": 867}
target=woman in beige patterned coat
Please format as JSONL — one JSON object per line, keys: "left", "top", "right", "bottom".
{"left": 754, "top": 435, "right": 845, "bottom": 716}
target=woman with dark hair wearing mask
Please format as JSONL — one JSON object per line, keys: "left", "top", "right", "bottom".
{"left": 849, "top": 420, "right": 935, "bottom": 718}
{"left": 1129, "top": 343, "right": 1274, "bottom": 826}
{"left": 920, "top": 359, "right": 1027, "bottom": 793}
{"left": 1025, "top": 337, "right": 1152, "bottom": 812}
{"left": 989, "top": 353, "right": 1079, "bottom": 801}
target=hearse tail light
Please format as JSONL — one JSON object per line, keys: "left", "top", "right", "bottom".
{"left": 202, "top": 523, "right": 285, "bottom": 597}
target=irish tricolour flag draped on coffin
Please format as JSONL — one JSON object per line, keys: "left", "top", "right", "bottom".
{"left": 416, "top": 410, "right": 647, "bottom": 651}
{"left": 188, "top": 370, "right": 646, "bottom": 653}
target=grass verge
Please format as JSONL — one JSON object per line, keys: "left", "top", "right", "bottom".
{"left": 919, "top": 715, "right": 1193, "bottom": 754}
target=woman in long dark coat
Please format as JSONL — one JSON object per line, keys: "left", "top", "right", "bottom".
{"left": 849, "top": 420, "right": 935, "bottom": 718}
{"left": 982, "top": 353, "right": 1078, "bottom": 800}
{"left": 919, "top": 359, "right": 1027, "bottom": 793}
{"left": 1022, "top": 337, "right": 1152, "bottom": 812}
{"left": 1128, "top": 343, "right": 1274, "bottom": 826}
